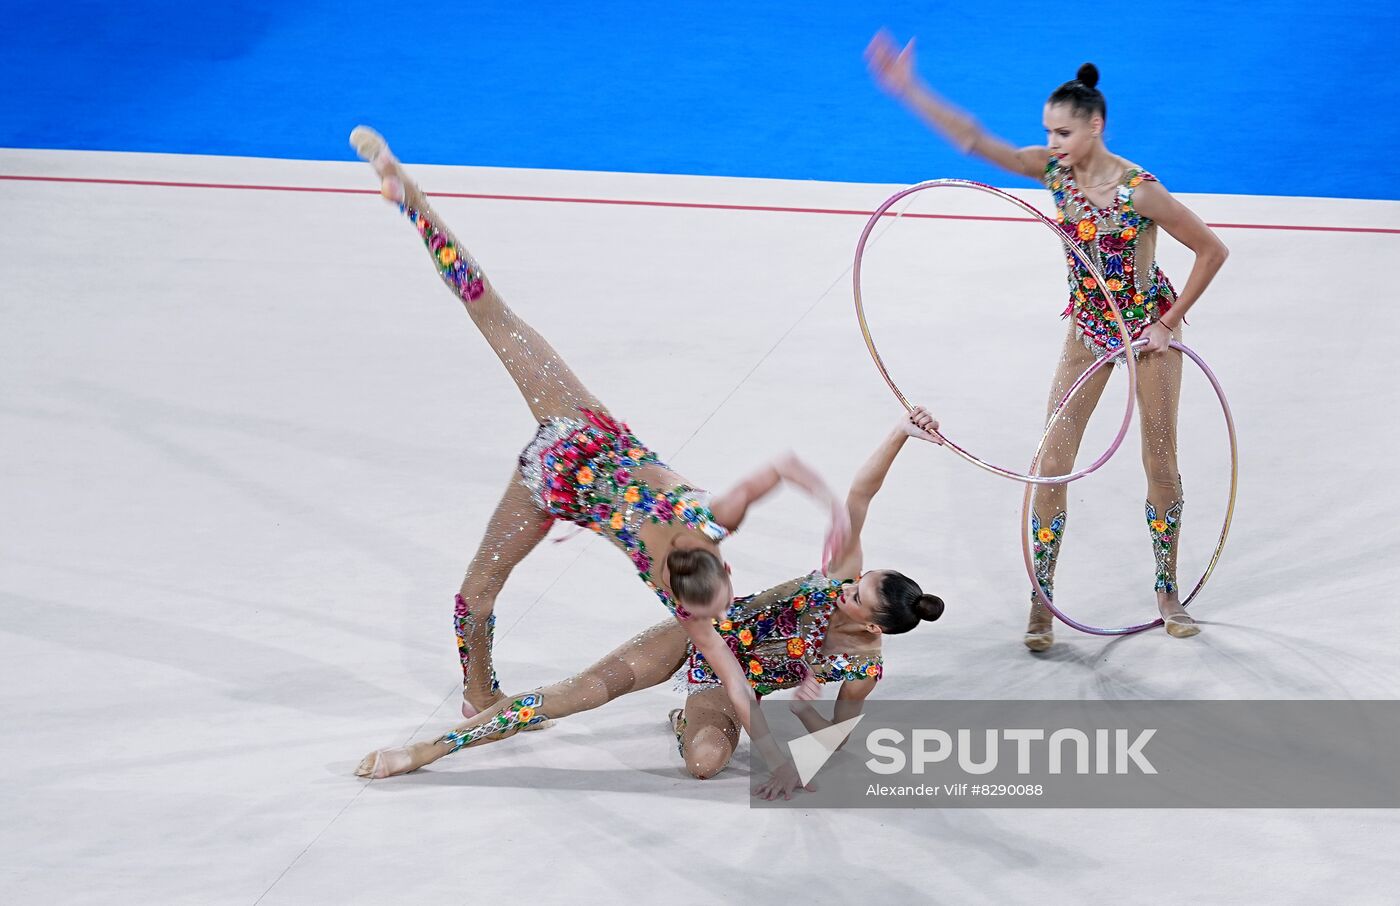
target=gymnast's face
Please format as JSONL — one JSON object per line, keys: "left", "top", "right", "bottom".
{"left": 1043, "top": 103, "right": 1103, "bottom": 168}
{"left": 836, "top": 570, "right": 884, "bottom": 633}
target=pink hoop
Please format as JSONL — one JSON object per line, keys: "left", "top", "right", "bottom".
{"left": 853, "top": 178, "right": 1139, "bottom": 485}
{"left": 1020, "top": 338, "right": 1239, "bottom": 635}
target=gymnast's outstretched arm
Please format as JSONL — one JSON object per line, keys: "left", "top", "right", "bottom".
{"left": 709, "top": 451, "right": 852, "bottom": 571}
{"left": 864, "top": 30, "right": 1050, "bottom": 180}
{"left": 825, "top": 405, "right": 942, "bottom": 581}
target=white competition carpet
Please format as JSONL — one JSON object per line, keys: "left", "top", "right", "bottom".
{"left": 2, "top": 148, "right": 1397, "bottom": 903}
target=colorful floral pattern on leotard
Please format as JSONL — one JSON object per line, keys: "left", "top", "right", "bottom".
{"left": 517, "top": 408, "right": 730, "bottom": 615}
{"left": 1045, "top": 156, "right": 1177, "bottom": 357}
{"left": 680, "top": 572, "right": 883, "bottom": 696}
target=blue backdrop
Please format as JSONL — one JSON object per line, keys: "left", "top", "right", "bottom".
{"left": 3, "top": 1, "right": 1396, "bottom": 199}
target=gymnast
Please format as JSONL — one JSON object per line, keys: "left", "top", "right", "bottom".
{"left": 865, "top": 33, "right": 1230, "bottom": 647}
{"left": 349, "top": 126, "right": 869, "bottom": 794}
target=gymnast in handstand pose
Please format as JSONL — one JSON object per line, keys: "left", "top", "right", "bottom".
{"left": 357, "top": 407, "right": 946, "bottom": 799}
{"left": 349, "top": 126, "right": 855, "bottom": 794}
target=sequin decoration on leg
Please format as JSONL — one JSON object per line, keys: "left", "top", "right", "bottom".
{"left": 1031, "top": 511, "right": 1068, "bottom": 602}
{"left": 428, "top": 621, "right": 688, "bottom": 758}
{"left": 438, "top": 693, "right": 549, "bottom": 753}
{"left": 455, "top": 598, "right": 501, "bottom": 712}
{"left": 1025, "top": 511, "right": 1066, "bottom": 652}
{"left": 402, "top": 203, "right": 486, "bottom": 302}
{"left": 1021, "top": 329, "right": 1109, "bottom": 650}
{"left": 456, "top": 475, "right": 554, "bottom": 716}
{"left": 1146, "top": 499, "right": 1185, "bottom": 594}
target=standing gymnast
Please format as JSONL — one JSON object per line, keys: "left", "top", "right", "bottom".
{"left": 350, "top": 126, "right": 851, "bottom": 794}
{"left": 865, "top": 33, "right": 1229, "bottom": 648}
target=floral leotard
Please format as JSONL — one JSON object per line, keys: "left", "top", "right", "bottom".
{"left": 1046, "top": 155, "right": 1178, "bottom": 358}
{"left": 679, "top": 571, "right": 883, "bottom": 696}
{"left": 517, "top": 408, "right": 730, "bottom": 615}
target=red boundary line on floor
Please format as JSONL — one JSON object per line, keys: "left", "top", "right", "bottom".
{"left": 3, "top": 174, "right": 1397, "bottom": 235}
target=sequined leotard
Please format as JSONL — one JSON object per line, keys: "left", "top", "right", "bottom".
{"left": 679, "top": 571, "right": 883, "bottom": 696}
{"left": 517, "top": 408, "right": 730, "bottom": 614}
{"left": 1046, "top": 156, "right": 1178, "bottom": 357}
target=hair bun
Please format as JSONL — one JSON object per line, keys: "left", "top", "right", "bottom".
{"left": 666, "top": 548, "right": 726, "bottom": 605}
{"left": 1076, "top": 62, "right": 1100, "bottom": 90}
{"left": 916, "top": 594, "right": 945, "bottom": 622}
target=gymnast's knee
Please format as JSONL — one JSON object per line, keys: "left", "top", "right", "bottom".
{"left": 683, "top": 732, "right": 735, "bottom": 780}
{"left": 1036, "top": 450, "right": 1079, "bottom": 480}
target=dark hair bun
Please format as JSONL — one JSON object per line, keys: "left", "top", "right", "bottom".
{"left": 1048, "top": 66, "right": 1107, "bottom": 121}
{"left": 873, "top": 571, "right": 941, "bottom": 635}
{"left": 916, "top": 594, "right": 945, "bottom": 622}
